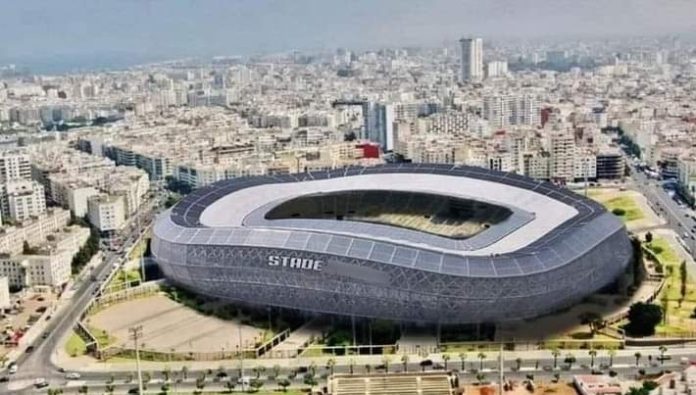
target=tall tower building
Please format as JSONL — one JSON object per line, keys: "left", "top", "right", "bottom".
{"left": 460, "top": 37, "right": 483, "bottom": 82}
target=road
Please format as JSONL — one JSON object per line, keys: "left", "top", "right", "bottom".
{"left": 0, "top": 190, "right": 165, "bottom": 394}
{"left": 628, "top": 164, "right": 696, "bottom": 255}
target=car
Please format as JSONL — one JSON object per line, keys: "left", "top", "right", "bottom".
{"left": 25, "top": 346, "right": 34, "bottom": 353}
{"left": 8, "top": 363, "right": 17, "bottom": 374}
{"left": 65, "top": 372, "right": 81, "bottom": 380}
{"left": 34, "top": 378, "right": 48, "bottom": 388}
{"left": 433, "top": 363, "right": 445, "bottom": 370}
{"left": 42, "top": 332, "right": 49, "bottom": 339}
{"left": 296, "top": 366, "right": 308, "bottom": 374}
{"left": 0, "top": 376, "right": 8, "bottom": 382}
{"left": 419, "top": 359, "right": 433, "bottom": 367}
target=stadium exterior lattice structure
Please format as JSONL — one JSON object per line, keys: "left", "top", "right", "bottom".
{"left": 152, "top": 164, "right": 632, "bottom": 323}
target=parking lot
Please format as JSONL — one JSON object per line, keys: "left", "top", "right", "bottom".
{"left": 0, "top": 291, "right": 56, "bottom": 358}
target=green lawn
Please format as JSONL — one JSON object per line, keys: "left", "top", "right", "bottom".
{"left": 86, "top": 324, "right": 117, "bottom": 347}
{"left": 603, "top": 196, "right": 644, "bottom": 222}
{"left": 65, "top": 331, "right": 87, "bottom": 357}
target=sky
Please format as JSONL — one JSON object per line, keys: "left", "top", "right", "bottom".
{"left": 1, "top": 0, "right": 695, "bottom": 70}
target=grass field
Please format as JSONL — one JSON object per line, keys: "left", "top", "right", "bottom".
{"left": 65, "top": 331, "right": 87, "bottom": 357}
{"left": 603, "top": 195, "right": 645, "bottom": 222}
{"left": 645, "top": 237, "right": 696, "bottom": 334}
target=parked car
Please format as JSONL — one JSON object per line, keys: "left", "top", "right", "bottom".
{"left": 66, "top": 372, "right": 81, "bottom": 380}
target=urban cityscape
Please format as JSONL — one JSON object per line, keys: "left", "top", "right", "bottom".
{"left": 1, "top": 1, "right": 696, "bottom": 395}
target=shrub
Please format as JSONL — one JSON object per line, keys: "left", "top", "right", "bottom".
{"left": 612, "top": 208, "right": 626, "bottom": 216}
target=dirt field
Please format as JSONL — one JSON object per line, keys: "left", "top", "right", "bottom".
{"left": 87, "top": 294, "right": 265, "bottom": 353}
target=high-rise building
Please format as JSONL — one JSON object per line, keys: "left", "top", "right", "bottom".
{"left": 362, "top": 102, "right": 395, "bottom": 151}
{"left": 460, "top": 37, "right": 483, "bottom": 82}
{"left": 483, "top": 94, "right": 540, "bottom": 129}
{"left": 0, "top": 150, "right": 31, "bottom": 183}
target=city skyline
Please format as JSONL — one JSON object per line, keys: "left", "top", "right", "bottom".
{"left": 2, "top": 0, "right": 696, "bottom": 73}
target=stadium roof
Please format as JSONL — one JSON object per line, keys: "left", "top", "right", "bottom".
{"left": 161, "top": 163, "right": 618, "bottom": 277}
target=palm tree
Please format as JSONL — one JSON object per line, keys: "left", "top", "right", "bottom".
{"left": 181, "top": 366, "right": 189, "bottom": 380}
{"left": 551, "top": 348, "right": 561, "bottom": 369}
{"left": 659, "top": 346, "right": 668, "bottom": 365}
{"left": 608, "top": 348, "right": 617, "bottom": 367}
{"left": 459, "top": 352, "right": 468, "bottom": 371}
{"left": 349, "top": 358, "right": 355, "bottom": 375}
{"left": 589, "top": 349, "right": 597, "bottom": 368}
{"left": 225, "top": 381, "right": 235, "bottom": 394}
{"left": 634, "top": 351, "right": 642, "bottom": 366}
{"left": 382, "top": 355, "right": 392, "bottom": 373}
{"left": 365, "top": 364, "right": 372, "bottom": 374}
{"left": 78, "top": 385, "right": 88, "bottom": 394}
{"left": 272, "top": 364, "right": 281, "bottom": 379}
{"left": 443, "top": 354, "right": 451, "bottom": 370}
{"left": 401, "top": 354, "right": 410, "bottom": 372}
{"left": 327, "top": 358, "right": 336, "bottom": 375}
{"left": 478, "top": 352, "right": 486, "bottom": 370}
{"left": 515, "top": 357, "right": 523, "bottom": 371}
{"left": 252, "top": 365, "right": 265, "bottom": 379}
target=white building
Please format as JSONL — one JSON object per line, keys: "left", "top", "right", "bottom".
{"left": 88, "top": 194, "right": 126, "bottom": 232}
{"left": 0, "top": 150, "right": 31, "bottom": 182}
{"left": 0, "top": 277, "right": 9, "bottom": 310}
{"left": 460, "top": 37, "right": 483, "bottom": 82}
{"left": 486, "top": 61, "right": 508, "bottom": 78}
{"left": 67, "top": 186, "right": 100, "bottom": 218}
{"left": 0, "top": 180, "right": 47, "bottom": 223}
{"left": 483, "top": 94, "right": 540, "bottom": 129}
{"left": 548, "top": 131, "right": 576, "bottom": 182}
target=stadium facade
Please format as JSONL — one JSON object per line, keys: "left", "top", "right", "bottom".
{"left": 151, "top": 164, "right": 632, "bottom": 323}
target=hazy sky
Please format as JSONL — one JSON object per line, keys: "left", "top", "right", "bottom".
{"left": 1, "top": 0, "right": 695, "bottom": 63}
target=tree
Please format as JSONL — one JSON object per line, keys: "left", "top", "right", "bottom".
{"left": 272, "top": 364, "right": 281, "bottom": 379}
{"left": 634, "top": 351, "right": 642, "bottom": 366}
{"left": 250, "top": 378, "right": 264, "bottom": 391}
{"left": 349, "top": 358, "right": 355, "bottom": 375}
{"left": 551, "top": 348, "right": 561, "bottom": 369}
{"left": 195, "top": 376, "right": 206, "bottom": 393}
{"left": 443, "top": 354, "right": 451, "bottom": 370}
{"left": 459, "top": 352, "right": 468, "bottom": 371}
{"left": 478, "top": 352, "right": 486, "bottom": 370}
{"left": 365, "top": 364, "right": 372, "bottom": 374}
{"left": 476, "top": 372, "right": 486, "bottom": 384}
{"left": 626, "top": 303, "right": 663, "bottom": 337}
{"left": 225, "top": 381, "right": 235, "bottom": 394}
{"left": 252, "top": 365, "right": 265, "bottom": 379}
{"left": 579, "top": 312, "right": 605, "bottom": 335}
{"left": 382, "top": 355, "right": 392, "bottom": 373}
{"left": 645, "top": 232, "right": 653, "bottom": 243}
{"left": 659, "top": 345, "right": 668, "bottom": 364}
{"left": 327, "top": 358, "right": 336, "bottom": 375}
{"left": 589, "top": 349, "right": 597, "bottom": 367}
{"left": 515, "top": 357, "right": 523, "bottom": 371}
{"left": 105, "top": 385, "right": 115, "bottom": 395}
{"left": 608, "top": 348, "right": 617, "bottom": 367}
{"left": 78, "top": 385, "right": 88, "bottom": 394}
{"left": 401, "top": 354, "right": 410, "bottom": 372}
{"left": 277, "top": 378, "right": 291, "bottom": 392}
{"left": 680, "top": 261, "right": 687, "bottom": 301}
{"left": 181, "top": 366, "right": 189, "bottom": 380}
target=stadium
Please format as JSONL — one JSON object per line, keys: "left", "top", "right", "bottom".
{"left": 151, "top": 164, "right": 632, "bottom": 324}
